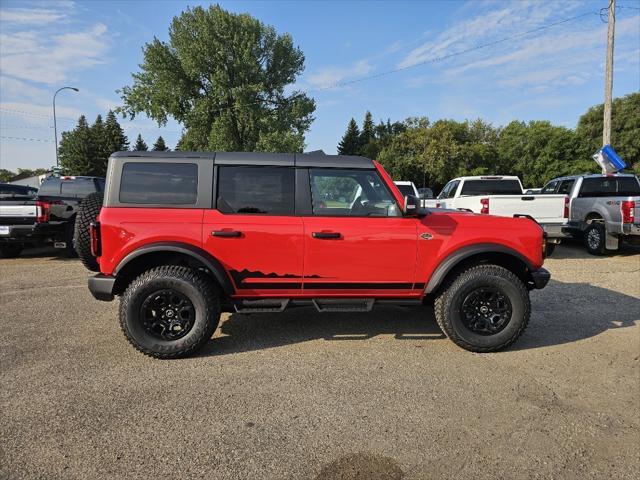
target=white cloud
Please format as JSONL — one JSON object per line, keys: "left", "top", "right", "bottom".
{"left": 0, "top": 23, "right": 109, "bottom": 85}
{"left": 305, "top": 60, "right": 373, "bottom": 90}
{"left": 397, "top": 0, "right": 583, "bottom": 69}
{"left": 0, "top": 8, "right": 67, "bottom": 25}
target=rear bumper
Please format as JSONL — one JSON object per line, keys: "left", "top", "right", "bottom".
{"left": 0, "top": 224, "right": 38, "bottom": 243}
{"left": 622, "top": 224, "right": 640, "bottom": 236}
{"left": 88, "top": 274, "right": 115, "bottom": 301}
{"left": 530, "top": 267, "right": 551, "bottom": 290}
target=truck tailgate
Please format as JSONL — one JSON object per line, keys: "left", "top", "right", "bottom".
{"left": 487, "top": 194, "right": 567, "bottom": 224}
{"left": 0, "top": 202, "right": 38, "bottom": 225}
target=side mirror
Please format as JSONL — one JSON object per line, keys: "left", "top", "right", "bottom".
{"left": 403, "top": 194, "right": 427, "bottom": 217}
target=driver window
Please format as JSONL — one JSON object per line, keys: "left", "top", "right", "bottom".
{"left": 309, "top": 169, "right": 401, "bottom": 217}
{"left": 541, "top": 181, "right": 558, "bottom": 194}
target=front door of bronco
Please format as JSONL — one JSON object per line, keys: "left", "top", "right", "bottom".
{"left": 203, "top": 165, "right": 303, "bottom": 296}
{"left": 302, "top": 168, "right": 418, "bottom": 295}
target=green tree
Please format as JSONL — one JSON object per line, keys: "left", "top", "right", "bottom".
{"left": 58, "top": 115, "right": 99, "bottom": 176}
{"left": 496, "top": 121, "right": 579, "bottom": 188}
{"left": 152, "top": 136, "right": 169, "bottom": 151}
{"left": 0, "top": 169, "right": 14, "bottom": 182}
{"left": 91, "top": 114, "right": 108, "bottom": 171}
{"left": 118, "top": 4, "right": 315, "bottom": 153}
{"left": 575, "top": 92, "right": 639, "bottom": 173}
{"left": 359, "top": 111, "right": 376, "bottom": 157}
{"left": 104, "top": 110, "right": 129, "bottom": 156}
{"left": 134, "top": 134, "right": 148, "bottom": 151}
{"left": 337, "top": 118, "right": 361, "bottom": 155}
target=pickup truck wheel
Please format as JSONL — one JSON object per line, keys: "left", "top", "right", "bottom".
{"left": 119, "top": 266, "right": 221, "bottom": 359}
{"left": 434, "top": 265, "right": 530, "bottom": 352}
{"left": 584, "top": 223, "right": 606, "bottom": 255}
{"left": 0, "top": 244, "right": 23, "bottom": 258}
{"left": 74, "top": 192, "right": 103, "bottom": 271}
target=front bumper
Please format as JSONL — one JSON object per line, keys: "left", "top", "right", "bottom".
{"left": 88, "top": 274, "right": 115, "bottom": 301}
{"left": 530, "top": 267, "right": 551, "bottom": 290}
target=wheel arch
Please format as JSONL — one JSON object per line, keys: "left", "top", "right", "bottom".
{"left": 425, "top": 244, "right": 536, "bottom": 295}
{"left": 112, "top": 242, "right": 234, "bottom": 297}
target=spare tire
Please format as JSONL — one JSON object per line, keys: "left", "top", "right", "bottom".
{"left": 74, "top": 191, "right": 104, "bottom": 272}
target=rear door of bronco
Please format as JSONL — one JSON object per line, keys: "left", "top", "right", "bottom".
{"left": 301, "top": 168, "right": 418, "bottom": 295}
{"left": 203, "top": 164, "right": 304, "bottom": 295}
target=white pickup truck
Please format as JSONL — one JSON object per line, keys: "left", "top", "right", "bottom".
{"left": 423, "top": 176, "right": 568, "bottom": 238}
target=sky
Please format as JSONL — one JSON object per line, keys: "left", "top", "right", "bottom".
{"left": 0, "top": 0, "right": 639, "bottom": 172}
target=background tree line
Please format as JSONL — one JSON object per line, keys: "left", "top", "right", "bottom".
{"left": 338, "top": 93, "right": 639, "bottom": 191}
{"left": 57, "top": 110, "right": 169, "bottom": 176}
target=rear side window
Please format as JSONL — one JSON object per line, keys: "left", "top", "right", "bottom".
{"left": 120, "top": 163, "right": 198, "bottom": 204}
{"left": 61, "top": 178, "right": 98, "bottom": 197}
{"left": 438, "top": 180, "right": 459, "bottom": 199}
{"left": 460, "top": 180, "right": 522, "bottom": 196}
{"left": 557, "top": 180, "right": 575, "bottom": 195}
{"left": 579, "top": 177, "right": 640, "bottom": 197}
{"left": 541, "top": 181, "right": 558, "bottom": 194}
{"left": 217, "top": 166, "right": 294, "bottom": 215}
{"left": 38, "top": 178, "right": 61, "bottom": 196}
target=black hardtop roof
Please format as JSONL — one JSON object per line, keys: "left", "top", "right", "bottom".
{"left": 110, "top": 150, "right": 375, "bottom": 169}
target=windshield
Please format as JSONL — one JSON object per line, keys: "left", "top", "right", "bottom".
{"left": 460, "top": 179, "right": 522, "bottom": 196}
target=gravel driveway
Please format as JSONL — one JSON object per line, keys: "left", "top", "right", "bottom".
{"left": 1, "top": 242, "right": 639, "bottom": 479}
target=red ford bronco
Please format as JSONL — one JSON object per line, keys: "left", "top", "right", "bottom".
{"left": 77, "top": 151, "right": 550, "bottom": 358}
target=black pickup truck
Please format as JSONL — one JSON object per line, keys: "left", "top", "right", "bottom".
{"left": 35, "top": 176, "right": 105, "bottom": 254}
{"left": 0, "top": 177, "right": 105, "bottom": 257}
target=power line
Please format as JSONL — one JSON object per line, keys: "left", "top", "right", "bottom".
{"left": 1, "top": 135, "right": 55, "bottom": 143}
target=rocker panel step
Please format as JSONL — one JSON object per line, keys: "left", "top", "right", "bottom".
{"left": 312, "top": 298, "right": 375, "bottom": 312}
{"left": 234, "top": 299, "right": 289, "bottom": 313}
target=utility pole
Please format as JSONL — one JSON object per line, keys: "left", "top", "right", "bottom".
{"left": 603, "top": 0, "right": 616, "bottom": 146}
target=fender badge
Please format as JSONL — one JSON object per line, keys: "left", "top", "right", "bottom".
{"left": 420, "top": 233, "right": 433, "bottom": 240}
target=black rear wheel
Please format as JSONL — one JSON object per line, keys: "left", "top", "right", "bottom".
{"left": 434, "top": 264, "right": 530, "bottom": 352}
{"left": 74, "top": 192, "right": 103, "bottom": 271}
{"left": 584, "top": 222, "right": 607, "bottom": 256}
{"left": 0, "top": 244, "right": 23, "bottom": 258}
{"left": 119, "top": 266, "right": 221, "bottom": 359}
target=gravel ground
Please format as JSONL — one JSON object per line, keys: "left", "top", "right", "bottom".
{"left": 1, "top": 242, "right": 639, "bottom": 480}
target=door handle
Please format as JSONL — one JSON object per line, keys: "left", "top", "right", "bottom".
{"left": 312, "top": 232, "right": 341, "bottom": 239}
{"left": 211, "top": 230, "right": 242, "bottom": 238}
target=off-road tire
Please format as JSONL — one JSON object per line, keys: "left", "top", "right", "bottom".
{"left": 119, "top": 266, "right": 221, "bottom": 359}
{"left": 584, "top": 222, "right": 607, "bottom": 256}
{"left": 434, "top": 264, "right": 530, "bottom": 352}
{"left": 74, "top": 192, "right": 103, "bottom": 271}
{"left": 0, "top": 244, "right": 23, "bottom": 258}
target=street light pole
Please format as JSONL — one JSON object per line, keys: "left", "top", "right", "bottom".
{"left": 53, "top": 86, "right": 79, "bottom": 166}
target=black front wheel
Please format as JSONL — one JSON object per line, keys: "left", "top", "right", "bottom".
{"left": 119, "top": 266, "right": 221, "bottom": 359}
{"left": 435, "top": 264, "right": 530, "bottom": 352}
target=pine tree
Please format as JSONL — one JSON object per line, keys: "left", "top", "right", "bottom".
{"left": 134, "top": 134, "right": 148, "bottom": 151}
{"left": 91, "top": 114, "right": 108, "bottom": 173}
{"left": 152, "top": 136, "right": 169, "bottom": 151}
{"left": 59, "top": 115, "right": 96, "bottom": 175}
{"left": 104, "top": 110, "right": 129, "bottom": 155}
{"left": 360, "top": 112, "right": 374, "bottom": 150}
{"left": 337, "top": 118, "right": 361, "bottom": 155}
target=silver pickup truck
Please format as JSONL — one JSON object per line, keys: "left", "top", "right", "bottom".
{"left": 540, "top": 173, "right": 640, "bottom": 255}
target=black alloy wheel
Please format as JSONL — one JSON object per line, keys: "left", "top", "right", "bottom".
{"left": 140, "top": 289, "right": 196, "bottom": 341}
{"left": 461, "top": 287, "right": 512, "bottom": 335}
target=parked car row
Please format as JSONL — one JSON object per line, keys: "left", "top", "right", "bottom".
{"left": 413, "top": 173, "right": 639, "bottom": 255}
{"left": 0, "top": 176, "right": 104, "bottom": 257}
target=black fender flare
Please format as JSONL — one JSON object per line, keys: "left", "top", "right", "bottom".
{"left": 424, "top": 243, "right": 535, "bottom": 294}
{"left": 114, "top": 242, "right": 234, "bottom": 295}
